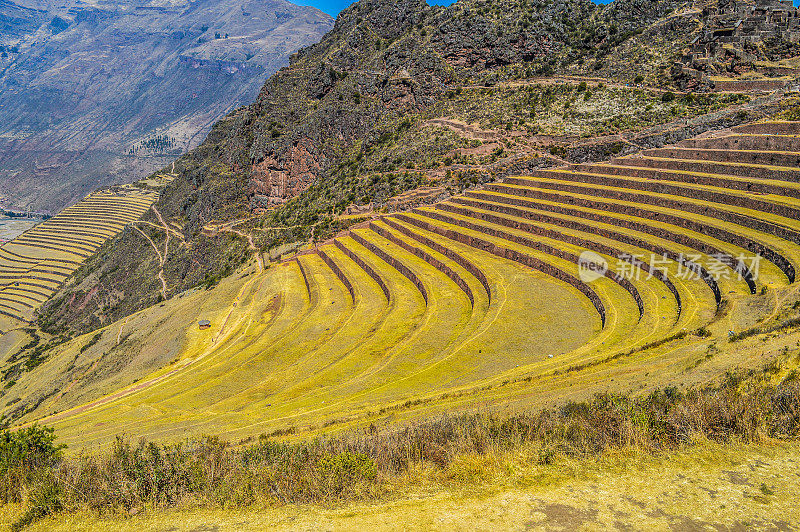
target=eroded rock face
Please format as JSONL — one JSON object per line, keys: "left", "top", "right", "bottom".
{"left": 250, "top": 140, "right": 322, "bottom": 206}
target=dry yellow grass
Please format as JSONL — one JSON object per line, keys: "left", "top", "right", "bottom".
{"left": 4, "top": 439, "right": 797, "bottom": 531}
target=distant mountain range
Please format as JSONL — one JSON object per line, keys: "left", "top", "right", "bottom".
{"left": 0, "top": 0, "right": 333, "bottom": 212}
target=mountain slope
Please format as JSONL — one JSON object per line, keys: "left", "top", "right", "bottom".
{"left": 0, "top": 0, "right": 333, "bottom": 212}
{"left": 34, "top": 0, "right": 698, "bottom": 335}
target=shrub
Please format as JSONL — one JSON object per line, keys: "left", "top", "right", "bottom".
{"left": 5, "top": 366, "right": 800, "bottom": 527}
{"left": 661, "top": 91, "right": 675, "bottom": 103}
{"left": 0, "top": 425, "right": 64, "bottom": 504}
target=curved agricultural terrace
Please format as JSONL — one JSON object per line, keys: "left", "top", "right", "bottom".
{"left": 0, "top": 187, "right": 157, "bottom": 329}
{"left": 20, "top": 121, "right": 800, "bottom": 450}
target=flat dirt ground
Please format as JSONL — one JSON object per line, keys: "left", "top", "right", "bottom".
{"left": 6, "top": 440, "right": 797, "bottom": 531}
{"left": 0, "top": 218, "right": 38, "bottom": 242}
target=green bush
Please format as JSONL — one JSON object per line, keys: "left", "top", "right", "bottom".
{"left": 318, "top": 451, "right": 377, "bottom": 494}
{"left": 0, "top": 424, "right": 65, "bottom": 518}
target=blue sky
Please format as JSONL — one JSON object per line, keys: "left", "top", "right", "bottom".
{"left": 297, "top": 0, "right": 614, "bottom": 18}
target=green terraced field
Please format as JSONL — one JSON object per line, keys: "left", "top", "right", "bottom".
{"left": 8, "top": 121, "right": 800, "bottom": 452}
{"left": 0, "top": 187, "right": 157, "bottom": 329}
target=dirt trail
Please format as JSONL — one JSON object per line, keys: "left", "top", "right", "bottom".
{"left": 132, "top": 225, "right": 167, "bottom": 300}
{"left": 132, "top": 205, "right": 180, "bottom": 301}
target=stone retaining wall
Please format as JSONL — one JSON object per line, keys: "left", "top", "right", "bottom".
{"left": 369, "top": 222, "right": 474, "bottom": 308}
{"left": 382, "top": 216, "right": 492, "bottom": 305}
{"left": 580, "top": 164, "right": 800, "bottom": 200}
{"left": 642, "top": 147, "right": 800, "bottom": 167}
{"left": 438, "top": 201, "right": 686, "bottom": 314}
{"left": 395, "top": 212, "right": 609, "bottom": 327}
{"left": 473, "top": 186, "right": 784, "bottom": 289}
{"left": 678, "top": 135, "right": 800, "bottom": 152}
{"left": 713, "top": 80, "right": 787, "bottom": 92}
{"left": 316, "top": 248, "right": 355, "bottom": 303}
{"left": 611, "top": 156, "right": 800, "bottom": 181}
{"left": 333, "top": 239, "right": 391, "bottom": 303}
{"left": 732, "top": 122, "right": 800, "bottom": 135}
{"left": 519, "top": 172, "right": 800, "bottom": 222}
{"left": 349, "top": 231, "right": 429, "bottom": 306}
{"left": 417, "top": 208, "right": 646, "bottom": 318}
{"left": 292, "top": 256, "right": 312, "bottom": 301}
{"left": 493, "top": 180, "right": 800, "bottom": 255}
{"left": 445, "top": 195, "right": 725, "bottom": 304}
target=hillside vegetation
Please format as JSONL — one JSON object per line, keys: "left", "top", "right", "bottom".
{"left": 1, "top": 0, "right": 800, "bottom": 527}
{"left": 34, "top": 0, "right": 696, "bottom": 336}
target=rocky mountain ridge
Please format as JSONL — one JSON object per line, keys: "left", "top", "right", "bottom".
{"left": 35, "top": 0, "right": 783, "bottom": 335}
{"left": 0, "top": 0, "right": 333, "bottom": 212}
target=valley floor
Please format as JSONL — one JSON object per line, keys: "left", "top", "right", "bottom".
{"left": 6, "top": 440, "right": 797, "bottom": 531}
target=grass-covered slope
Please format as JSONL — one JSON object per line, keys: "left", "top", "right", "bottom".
{"left": 2, "top": 119, "right": 799, "bottom": 455}
{"left": 32, "top": 0, "right": 692, "bottom": 337}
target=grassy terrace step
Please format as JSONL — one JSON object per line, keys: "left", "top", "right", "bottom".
{"left": 48, "top": 210, "right": 144, "bottom": 222}
{"left": 16, "top": 230, "right": 105, "bottom": 247}
{"left": 522, "top": 169, "right": 800, "bottom": 220}
{"left": 395, "top": 210, "right": 612, "bottom": 327}
{"left": 0, "top": 308, "right": 26, "bottom": 322}
{"left": 447, "top": 194, "right": 729, "bottom": 305}
{"left": 381, "top": 216, "right": 492, "bottom": 304}
{"left": 10, "top": 237, "right": 95, "bottom": 257}
{"left": 731, "top": 121, "right": 800, "bottom": 135}
{"left": 368, "top": 219, "right": 476, "bottom": 308}
{"left": 274, "top": 243, "right": 436, "bottom": 404}
{"left": 333, "top": 239, "right": 391, "bottom": 303}
{"left": 578, "top": 163, "right": 800, "bottom": 200}
{"left": 435, "top": 200, "right": 687, "bottom": 315}
{"left": 55, "top": 205, "right": 149, "bottom": 217}
{"left": 678, "top": 134, "right": 800, "bottom": 152}
{"left": 487, "top": 181, "right": 797, "bottom": 284}
{"left": 39, "top": 219, "right": 125, "bottom": 231}
{"left": 370, "top": 215, "right": 605, "bottom": 376}
{"left": 16, "top": 231, "right": 106, "bottom": 248}
{"left": 27, "top": 226, "right": 118, "bottom": 240}
{"left": 54, "top": 199, "right": 149, "bottom": 210}
{"left": 348, "top": 230, "right": 429, "bottom": 306}
{"left": 53, "top": 256, "right": 350, "bottom": 445}
{"left": 397, "top": 209, "right": 678, "bottom": 356}
{"left": 413, "top": 206, "right": 687, "bottom": 330}
{"left": 469, "top": 186, "right": 790, "bottom": 290}
{"left": 6, "top": 240, "right": 91, "bottom": 258}
{"left": 0, "top": 279, "right": 60, "bottom": 292}
{"left": 641, "top": 147, "right": 800, "bottom": 167}
{"left": 0, "top": 247, "right": 80, "bottom": 266}
{"left": 0, "top": 294, "right": 47, "bottom": 310}
{"left": 318, "top": 244, "right": 391, "bottom": 309}
{"left": 0, "top": 284, "right": 51, "bottom": 301}
{"left": 614, "top": 155, "right": 800, "bottom": 182}
{"left": 0, "top": 296, "right": 34, "bottom": 309}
